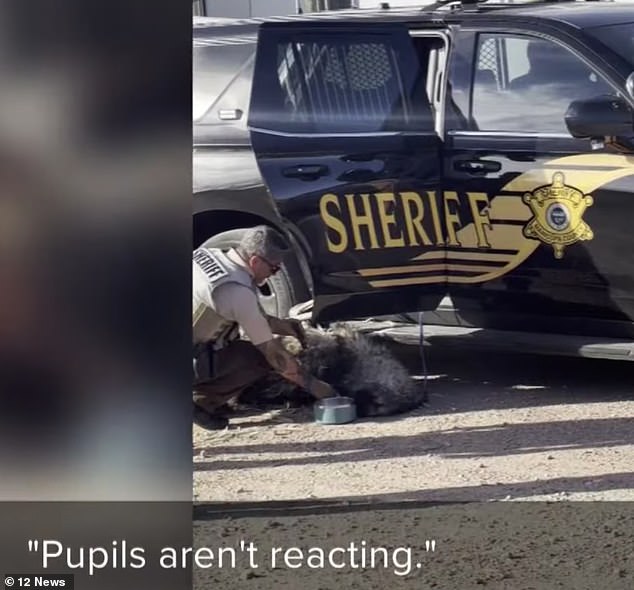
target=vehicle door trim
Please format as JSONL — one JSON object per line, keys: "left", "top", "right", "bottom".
{"left": 248, "top": 127, "right": 435, "bottom": 139}
{"left": 410, "top": 29, "right": 452, "bottom": 138}
{"left": 448, "top": 130, "right": 572, "bottom": 139}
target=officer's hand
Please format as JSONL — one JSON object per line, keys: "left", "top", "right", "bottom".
{"left": 308, "top": 379, "right": 339, "bottom": 400}
{"left": 286, "top": 319, "right": 307, "bottom": 348}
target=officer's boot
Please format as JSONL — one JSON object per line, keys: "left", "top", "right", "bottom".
{"left": 192, "top": 391, "right": 233, "bottom": 430}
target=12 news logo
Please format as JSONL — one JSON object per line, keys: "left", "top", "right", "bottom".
{"left": 4, "top": 575, "right": 73, "bottom": 589}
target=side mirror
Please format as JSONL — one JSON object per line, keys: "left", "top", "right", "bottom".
{"left": 565, "top": 95, "right": 634, "bottom": 140}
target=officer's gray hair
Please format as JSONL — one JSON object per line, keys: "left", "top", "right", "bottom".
{"left": 237, "top": 225, "right": 290, "bottom": 263}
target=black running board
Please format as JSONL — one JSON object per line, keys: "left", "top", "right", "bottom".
{"left": 343, "top": 320, "right": 634, "bottom": 362}
{"left": 289, "top": 300, "right": 634, "bottom": 361}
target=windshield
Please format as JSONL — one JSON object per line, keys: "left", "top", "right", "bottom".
{"left": 587, "top": 22, "right": 634, "bottom": 68}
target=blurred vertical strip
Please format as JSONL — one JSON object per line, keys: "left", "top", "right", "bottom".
{"left": 0, "top": 0, "right": 193, "bottom": 500}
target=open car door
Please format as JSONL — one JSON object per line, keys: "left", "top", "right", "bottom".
{"left": 248, "top": 20, "right": 447, "bottom": 323}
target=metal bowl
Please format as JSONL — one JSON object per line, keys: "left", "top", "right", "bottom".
{"left": 314, "top": 396, "right": 357, "bottom": 425}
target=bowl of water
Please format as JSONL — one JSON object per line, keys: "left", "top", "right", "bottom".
{"left": 313, "top": 396, "right": 357, "bottom": 425}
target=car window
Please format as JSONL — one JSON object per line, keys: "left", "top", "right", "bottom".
{"left": 471, "top": 34, "right": 615, "bottom": 134}
{"left": 252, "top": 32, "right": 428, "bottom": 134}
{"left": 193, "top": 42, "right": 255, "bottom": 122}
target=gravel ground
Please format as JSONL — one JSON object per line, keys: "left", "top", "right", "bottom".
{"left": 193, "top": 502, "right": 634, "bottom": 589}
{"left": 193, "top": 342, "right": 634, "bottom": 503}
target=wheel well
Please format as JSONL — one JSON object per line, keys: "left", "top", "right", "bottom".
{"left": 193, "top": 210, "right": 277, "bottom": 248}
{"left": 193, "top": 209, "right": 314, "bottom": 297}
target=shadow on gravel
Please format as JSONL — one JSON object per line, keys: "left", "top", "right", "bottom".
{"left": 379, "top": 342, "right": 634, "bottom": 414}
{"left": 322, "top": 470, "right": 634, "bottom": 503}
{"left": 194, "top": 472, "right": 634, "bottom": 508}
{"left": 215, "top": 343, "right": 634, "bottom": 429}
{"left": 194, "top": 414, "right": 633, "bottom": 471}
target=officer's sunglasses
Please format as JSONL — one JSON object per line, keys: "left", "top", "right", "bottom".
{"left": 258, "top": 255, "right": 281, "bottom": 275}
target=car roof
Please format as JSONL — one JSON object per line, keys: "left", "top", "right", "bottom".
{"left": 496, "top": 1, "right": 634, "bottom": 28}
{"left": 193, "top": 0, "right": 634, "bottom": 42}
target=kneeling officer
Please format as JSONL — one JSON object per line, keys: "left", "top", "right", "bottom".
{"left": 193, "top": 225, "right": 337, "bottom": 429}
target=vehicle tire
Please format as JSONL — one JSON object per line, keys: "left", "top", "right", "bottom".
{"left": 197, "top": 228, "right": 308, "bottom": 318}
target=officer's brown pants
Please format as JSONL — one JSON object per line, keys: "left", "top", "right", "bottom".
{"left": 193, "top": 340, "right": 272, "bottom": 415}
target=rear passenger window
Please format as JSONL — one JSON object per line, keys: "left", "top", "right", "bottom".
{"left": 250, "top": 31, "right": 427, "bottom": 134}
{"left": 471, "top": 34, "right": 614, "bottom": 134}
{"left": 277, "top": 40, "right": 401, "bottom": 132}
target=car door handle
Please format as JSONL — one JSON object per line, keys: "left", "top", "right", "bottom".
{"left": 453, "top": 159, "right": 501, "bottom": 175}
{"left": 282, "top": 164, "right": 329, "bottom": 180}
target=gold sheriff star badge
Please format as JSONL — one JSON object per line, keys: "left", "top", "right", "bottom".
{"left": 522, "top": 172, "right": 594, "bottom": 259}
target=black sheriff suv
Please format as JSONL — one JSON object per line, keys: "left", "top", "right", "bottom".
{"left": 193, "top": 0, "right": 634, "bottom": 360}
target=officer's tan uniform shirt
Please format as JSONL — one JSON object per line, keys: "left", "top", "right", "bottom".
{"left": 210, "top": 249, "right": 274, "bottom": 346}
